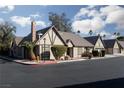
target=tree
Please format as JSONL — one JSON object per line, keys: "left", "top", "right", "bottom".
{"left": 49, "top": 12, "right": 72, "bottom": 32}
{"left": 77, "top": 30, "right": 80, "bottom": 34}
{"left": 103, "top": 34, "right": 106, "bottom": 38}
{"left": 113, "top": 32, "right": 120, "bottom": 38}
{"left": 23, "top": 41, "right": 36, "bottom": 60}
{"left": 0, "top": 22, "right": 16, "bottom": 55}
{"left": 117, "top": 32, "right": 120, "bottom": 37}
{"left": 117, "top": 36, "right": 124, "bottom": 41}
{"left": 89, "top": 30, "right": 93, "bottom": 36}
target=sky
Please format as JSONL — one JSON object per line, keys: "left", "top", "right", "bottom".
{"left": 0, "top": 5, "right": 124, "bottom": 39}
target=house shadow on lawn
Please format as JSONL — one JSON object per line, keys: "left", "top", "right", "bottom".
{"left": 59, "top": 78, "right": 124, "bottom": 88}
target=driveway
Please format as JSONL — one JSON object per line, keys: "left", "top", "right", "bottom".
{"left": 0, "top": 56, "right": 124, "bottom": 88}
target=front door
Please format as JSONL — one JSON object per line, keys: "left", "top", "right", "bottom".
{"left": 41, "top": 44, "right": 50, "bottom": 60}
{"left": 67, "top": 47, "right": 73, "bottom": 57}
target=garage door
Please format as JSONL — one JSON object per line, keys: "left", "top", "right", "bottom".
{"left": 113, "top": 48, "right": 120, "bottom": 54}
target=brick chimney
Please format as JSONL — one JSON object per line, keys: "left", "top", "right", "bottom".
{"left": 31, "top": 21, "right": 36, "bottom": 42}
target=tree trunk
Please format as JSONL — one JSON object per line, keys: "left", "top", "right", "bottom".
{"left": 28, "top": 49, "right": 36, "bottom": 60}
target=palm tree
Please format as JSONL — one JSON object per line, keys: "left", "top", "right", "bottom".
{"left": 77, "top": 30, "right": 80, "bottom": 34}
{"left": 23, "top": 41, "right": 36, "bottom": 60}
{"left": 117, "top": 32, "right": 120, "bottom": 37}
{"left": 114, "top": 32, "right": 116, "bottom": 36}
{"left": 113, "top": 32, "right": 120, "bottom": 39}
{"left": 103, "top": 34, "right": 106, "bottom": 38}
{"left": 89, "top": 30, "right": 93, "bottom": 36}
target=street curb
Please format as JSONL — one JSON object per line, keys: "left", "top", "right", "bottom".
{"left": 0, "top": 56, "right": 17, "bottom": 62}
{"left": 0, "top": 56, "right": 57, "bottom": 65}
{"left": 0, "top": 55, "right": 123, "bottom": 65}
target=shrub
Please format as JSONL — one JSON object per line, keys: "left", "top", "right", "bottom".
{"left": 81, "top": 52, "right": 92, "bottom": 59}
{"left": 51, "top": 45, "right": 67, "bottom": 60}
{"left": 64, "top": 55, "right": 71, "bottom": 60}
{"left": 101, "top": 50, "right": 105, "bottom": 57}
{"left": 92, "top": 50, "right": 99, "bottom": 57}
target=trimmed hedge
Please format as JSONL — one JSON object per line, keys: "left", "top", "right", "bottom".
{"left": 101, "top": 50, "right": 105, "bottom": 57}
{"left": 92, "top": 50, "right": 106, "bottom": 57}
{"left": 51, "top": 45, "right": 67, "bottom": 60}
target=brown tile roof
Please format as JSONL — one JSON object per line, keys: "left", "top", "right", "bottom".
{"left": 118, "top": 41, "right": 124, "bottom": 48}
{"left": 15, "top": 36, "right": 24, "bottom": 45}
{"left": 58, "top": 31, "right": 94, "bottom": 47}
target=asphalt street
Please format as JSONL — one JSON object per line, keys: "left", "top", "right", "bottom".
{"left": 0, "top": 56, "right": 124, "bottom": 88}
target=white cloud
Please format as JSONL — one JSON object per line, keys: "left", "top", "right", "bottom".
{"left": 10, "top": 16, "right": 31, "bottom": 27}
{"left": 36, "top": 21, "right": 47, "bottom": 27}
{"left": 91, "top": 17, "right": 105, "bottom": 31}
{"left": 74, "top": 6, "right": 101, "bottom": 20}
{"left": 10, "top": 15, "right": 47, "bottom": 28}
{"left": 72, "top": 17, "right": 105, "bottom": 34}
{"left": 72, "top": 19, "right": 91, "bottom": 34}
{"left": 74, "top": 7, "right": 90, "bottom": 20}
{"left": 0, "top": 5, "right": 15, "bottom": 13}
{"left": 100, "top": 5, "right": 123, "bottom": 16}
{"left": 99, "top": 31, "right": 111, "bottom": 36}
{"left": 100, "top": 5, "right": 124, "bottom": 30}
{"left": 72, "top": 5, "right": 124, "bottom": 38}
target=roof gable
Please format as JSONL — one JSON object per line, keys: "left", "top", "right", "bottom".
{"left": 103, "top": 39, "right": 116, "bottom": 48}
{"left": 19, "top": 26, "right": 52, "bottom": 45}
{"left": 84, "top": 36, "right": 99, "bottom": 45}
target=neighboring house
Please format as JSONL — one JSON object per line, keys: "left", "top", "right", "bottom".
{"left": 11, "top": 21, "right": 94, "bottom": 60}
{"left": 10, "top": 37, "right": 24, "bottom": 58}
{"left": 118, "top": 41, "right": 124, "bottom": 54}
{"left": 58, "top": 31, "right": 94, "bottom": 58}
{"left": 84, "top": 35, "right": 105, "bottom": 52}
{"left": 103, "top": 39, "right": 120, "bottom": 54}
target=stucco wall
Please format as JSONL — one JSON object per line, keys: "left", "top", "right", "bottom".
{"left": 36, "top": 29, "right": 64, "bottom": 45}
{"left": 114, "top": 41, "right": 119, "bottom": 48}
{"left": 106, "top": 48, "right": 113, "bottom": 54}
{"left": 121, "top": 49, "right": 124, "bottom": 54}
{"left": 94, "top": 38, "right": 104, "bottom": 49}
{"left": 67, "top": 41, "right": 73, "bottom": 47}
{"left": 73, "top": 47, "right": 86, "bottom": 58}
{"left": 36, "top": 28, "right": 64, "bottom": 60}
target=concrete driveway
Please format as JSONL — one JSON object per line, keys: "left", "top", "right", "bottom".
{"left": 0, "top": 56, "right": 124, "bottom": 88}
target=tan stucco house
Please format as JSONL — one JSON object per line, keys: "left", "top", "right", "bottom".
{"left": 103, "top": 39, "right": 121, "bottom": 54}
{"left": 10, "top": 21, "right": 94, "bottom": 60}
{"left": 118, "top": 41, "right": 124, "bottom": 54}
{"left": 84, "top": 35, "right": 105, "bottom": 52}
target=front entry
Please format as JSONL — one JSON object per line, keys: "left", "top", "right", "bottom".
{"left": 41, "top": 44, "right": 50, "bottom": 60}
{"left": 67, "top": 47, "right": 73, "bottom": 57}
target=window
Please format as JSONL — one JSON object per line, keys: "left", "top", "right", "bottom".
{"left": 78, "top": 47, "right": 82, "bottom": 55}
